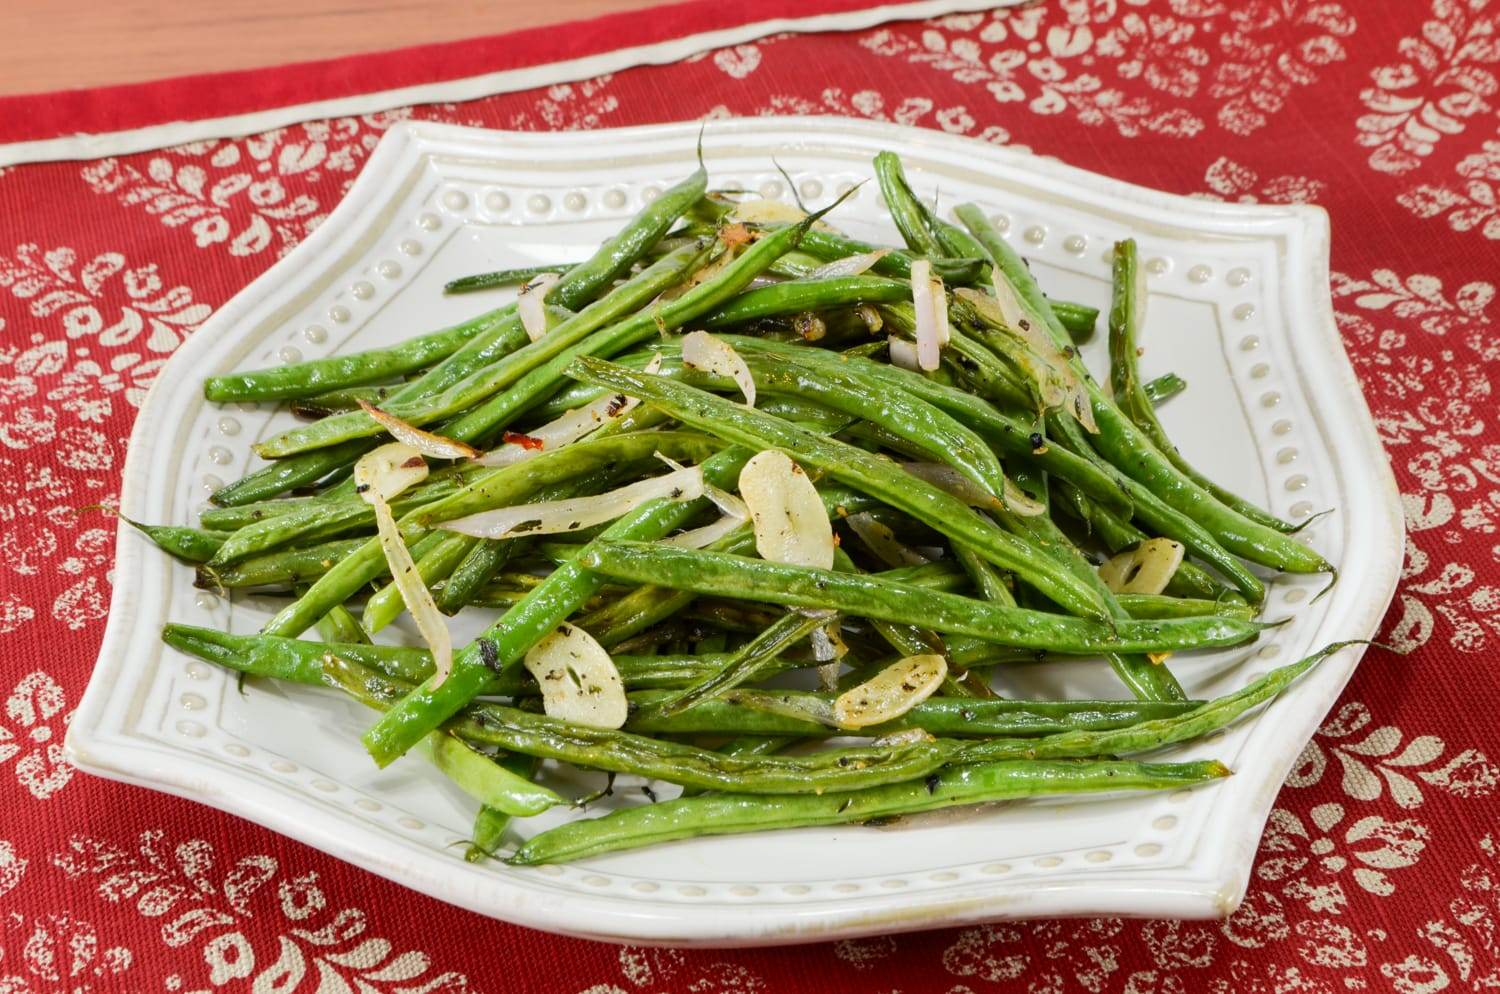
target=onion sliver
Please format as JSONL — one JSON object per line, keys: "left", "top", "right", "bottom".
{"left": 807, "top": 249, "right": 889, "bottom": 280}
{"left": 442, "top": 465, "right": 704, "bottom": 540}
{"left": 834, "top": 653, "right": 947, "bottom": 729}
{"left": 353, "top": 441, "right": 428, "bottom": 502}
{"left": 910, "top": 259, "right": 948, "bottom": 372}
{"left": 518, "top": 272, "right": 561, "bottom": 342}
{"left": 474, "top": 357, "right": 658, "bottom": 468}
{"left": 359, "top": 401, "right": 481, "bottom": 461}
{"left": 665, "top": 482, "right": 750, "bottom": 548}
{"left": 888, "top": 337, "right": 921, "bottom": 371}
{"left": 523, "top": 622, "right": 627, "bottom": 729}
{"left": 846, "top": 511, "right": 929, "bottom": 568}
{"left": 663, "top": 513, "right": 745, "bottom": 549}
{"left": 739, "top": 450, "right": 835, "bottom": 570}
{"left": 901, "top": 462, "right": 1045, "bottom": 518}
{"left": 681, "top": 331, "right": 756, "bottom": 407}
{"left": 967, "top": 279, "right": 1098, "bottom": 434}
{"left": 1098, "top": 537, "right": 1185, "bottom": 595}
{"left": 354, "top": 445, "right": 451, "bottom": 686}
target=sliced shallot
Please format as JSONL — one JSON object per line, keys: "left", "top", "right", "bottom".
{"left": 910, "top": 259, "right": 948, "bottom": 371}
{"left": 474, "top": 357, "right": 659, "bottom": 467}
{"left": 888, "top": 337, "right": 921, "bottom": 371}
{"left": 523, "top": 622, "right": 627, "bottom": 729}
{"left": 833, "top": 653, "right": 948, "bottom": 729}
{"left": 354, "top": 443, "right": 451, "bottom": 686}
{"left": 441, "top": 464, "right": 704, "bottom": 540}
{"left": 664, "top": 483, "right": 750, "bottom": 549}
{"left": 901, "top": 461, "right": 1045, "bottom": 517}
{"left": 739, "top": 450, "right": 835, "bottom": 570}
{"left": 846, "top": 511, "right": 930, "bottom": 568}
{"left": 359, "top": 401, "right": 481, "bottom": 461}
{"left": 517, "top": 272, "right": 561, "bottom": 342}
{"left": 681, "top": 331, "right": 756, "bottom": 407}
{"left": 806, "top": 249, "right": 889, "bottom": 280}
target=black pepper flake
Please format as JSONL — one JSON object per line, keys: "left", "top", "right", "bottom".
{"left": 354, "top": 483, "right": 371, "bottom": 493}
{"left": 1018, "top": 319, "right": 1031, "bottom": 331}
{"left": 477, "top": 638, "right": 500, "bottom": 672}
{"left": 512, "top": 519, "right": 543, "bottom": 533}
{"left": 925, "top": 774, "right": 941, "bottom": 794}
{"left": 1029, "top": 432, "right": 1045, "bottom": 450}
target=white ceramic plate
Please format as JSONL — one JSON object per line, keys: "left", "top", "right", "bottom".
{"left": 68, "top": 118, "right": 1402, "bottom": 946}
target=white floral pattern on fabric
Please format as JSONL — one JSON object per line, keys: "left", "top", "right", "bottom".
{"left": 78, "top": 112, "right": 412, "bottom": 258}
{"left": 0, "top": 672, "right": 73, "bottom": 800}
{"left": 859, "top": 1, "right": 1355, "bottom": 139}
{"left": 1356, "top": 0, "right": 1500, "bottom": 175}
{"left": 52, "top": 831, "right": 476, "bottom": 994}
{"left": 1400, "top": 139, "right": 1500, "bottom": 240}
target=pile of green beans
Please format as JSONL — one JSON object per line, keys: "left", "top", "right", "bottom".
{"left": 139, "top": 149, "right": 1346, "bottom": 866}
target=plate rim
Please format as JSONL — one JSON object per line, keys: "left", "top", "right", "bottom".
{"left": 66, "top": 115, "right": 1405, "bottom": 946}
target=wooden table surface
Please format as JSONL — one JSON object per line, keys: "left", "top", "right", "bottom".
{"left": 0, "top": 0, "right": 665, "bottom": 97}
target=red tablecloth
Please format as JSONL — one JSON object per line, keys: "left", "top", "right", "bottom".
{"left": 3, "top": 2, "right": 1499, "bottom": 991}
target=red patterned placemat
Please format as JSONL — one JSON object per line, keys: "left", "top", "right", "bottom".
{"left": 3, "top": 2, "right": 1499, "bottom": 991}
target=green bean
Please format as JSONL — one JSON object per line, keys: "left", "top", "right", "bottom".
{"left": 446, "top": 263, "right": 581, "bottom": 294}
{"left": 1144, "top": 372, "right": 1187, "bottom": 407}
{"left": 1117, "top": 593, "right": 1255, "bottom": 621}
{"left": 206, "top": 468, "right": 474, "bottom": 568}
{"left": 632, "top": 689, "right": 1201, "bottom": 737}
{"left": 701, "top": 276, "right": 911, "bottom": 327}
{"left": 315, "top": 603, "right": 371, "bottom": 644}
{"left": 359, "top": 446, "right": 755, "bottom": 767}
{"left": 438, "top": 537, "right": 514, "bottom": 615}
{"left": 438, "top": 206, "right": 841, "bottom": 452}
{"left": 956, "top": 641, "right": 1359, "bottom": 765}
{"left": 507, "top": 757, "right": 1228, "bottom": 864}
{"left": 330, "top": 655, "right": 961, "bottom": 794}
{"left": 723, "top": 335, "right": 1132, "bottom": 517}
{"left": 195, "top": 537, "right": 369, "bottom": 590}
{"left": 111, "top": 514, "right": 228, "bottom": 563}
{"left": 363, "top": 532, "right": 476, "bottom": 632}
{"left": 262, "top": 433, "right": 719, "bottom": 639}
{"left": 209, "top": 438, "right": 375, "bottom": 507}
{"left": 254, "top": 243, "right": 708, "bottom": 458}
{"left": 425, "top": 731, "right": 563, "bottom": 817}
{"left": 198, "top": 499, "right": 317, "bottom": 532}
{"left": 204, "top": 307, "right": 516, "bottom": 404}
{"left": 568, "top": 357, "right": 1109, "bottom": 619}
{"left": 1052, "top": 299, "right": 1099, "bottom": 343}
{"left": 578, "top": 541, "right": 1266, "bottom": 654}
{"left": 651, "top": 609, "right": 828, "bottom": 716}
{"left": 289, "top": 384, "right": 393, "bottom": 418}
{"left": 873, "top": 152, "right": 945, "bottom": 258}
{"left": 163, "top": 622, "right": 745, "bottom": 693}
{"left": 954, "top": 204, "right": 1332, "bottom": 575}
{"left": 466, "top": 754, "right": 540, "bottom": 862}
{"left": 1109, "top": 240, "right": 1295, "bottom": 532}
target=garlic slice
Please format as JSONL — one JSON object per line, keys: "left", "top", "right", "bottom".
{"left": 739, "top": 450, "right": 835, "bottom": 570}
{"left": 524, "top": 622, "right": 627, "bottom": 729}
{"left": 1098, "top": 537, "right": 1186, "bottom": 595}
{"left": 834, "top": 654, "right": 948, "bottom": 729}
